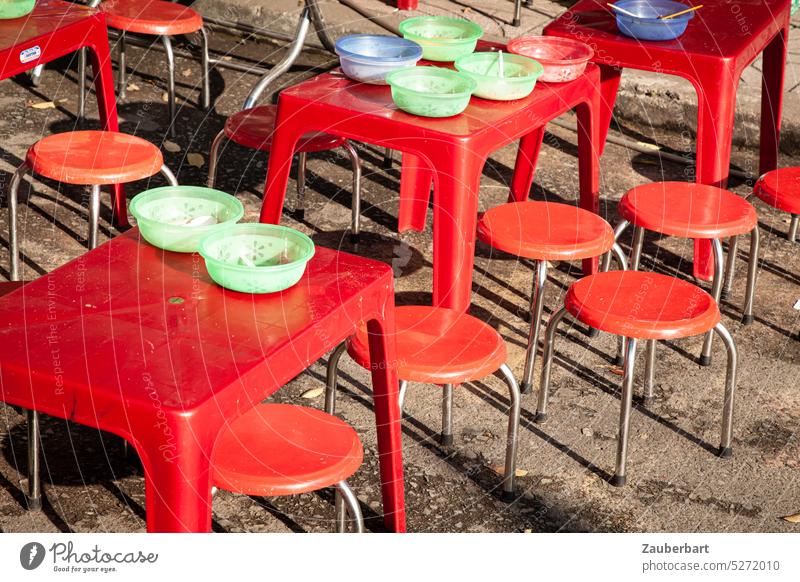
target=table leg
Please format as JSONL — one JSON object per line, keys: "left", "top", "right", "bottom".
{"left": 759, "top": 26, "right": 788, "bottom": 176}
{"left": 598, "top": 65, "right": 622, "bottom": 156}
{"left": 259, "top": 103, "right": 304, "bottom": 224}
{"left": 136, "top": 421, "right": 215, "bottom": 532}
{"left": 85, "top": 23, "right": 125, "bottom": 228}
{"left": 509, "top": 127, "right": 545, "bottom": 202}
{"left": 366, "top": 316, "right": 406, "bottom": 532}
{"left": 398, "top": 153, "right": 433, "bottom": 233}
{"left": 430, "top": 148, "right": 483, "bottom": 311}
{"left": 576, "top": 90, "right": 601, "bottom": 275}
{"left": 693, "top": 69, "right": 738, "bottom": 280}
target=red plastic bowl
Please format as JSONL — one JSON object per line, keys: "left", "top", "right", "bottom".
{"left": 507, "top": 36, "right": 594, "bottom": 83}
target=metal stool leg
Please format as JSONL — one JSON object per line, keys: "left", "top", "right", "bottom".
{"left": 335, "top": 481, "right": 364, "bottom": 533}
{"left": 611, "top": 337, "right": 638, "bottom": 487}
{"left": 601, "top": 220, "right": 630, "bottom": 272}
{"left": 324, "top": 342, "right": 347, "bottom": 414}
{"left": 26, "top": 409, "right": 42, "bottom": 510}
{"left": 8, "top": 163, "right": 30, "bottom": 282}
{"left": 341, "top": 141, "right": 362, "bottom": 244}
{"left": 88, "top": 185, "right": 101, "bottom": 249}
{"left": 162, "top": 36, "right": 177, "bottom": 138}
{"left": 699, "top": 239, "right": 724, "bottom": 366}
{"left": 381, "top": 147, "right": 393, "bottom": 169}
{"left": 609, "top": 241, "right": 630, "bottom": 367}
{"left": 512, "top": 0, "right": 522, "bottom": 26}
{"left": 295, "top": 152, "right": 307, "bottom": 221}
{"left": 160, "top": 165, "right": 178, "bottom": 186}
{"left": 199, "top": 27, "right": 211, "bottom": 110}
{"left": 630, "top": 225, "right": 645, "bottom": 271}
{"left": 441, "top": 384, "right": 454, "bottom": 446}
{"left": 714, "top": 323, "right": 738, "bottom": 458}
{"left": 789, "top": 214, "right": 798, "bottom": 242}
{"left": 118, "top": 31, "right": 127, "bottom": 100}
{"left": 536, "top": 306, "right": 569, "bottom": 423}
{"left": 30, "top": 63, "right": 43, "bottom": 87}
{"left": 78, "top": 48, "right": 86, "bottom": 121}
{"left": 520, "top": 260, "right": 548, "bottom": 394}
{"left": 498, "top": 363, "right": 521, "bottom": 502}
{"left": 721, "top": 236, "right": 738, "bottom": 300}
{"left": 643, "top": 339, "right": 656, "bottom": 404}
{"left": 741, "top": 226, "right": 759, "bottom": 325}
{"left": 398, "top": 380, "right": 408, "bottom": 413}
{"left": 206, "top": 130, "right": 226, "bottom": 188}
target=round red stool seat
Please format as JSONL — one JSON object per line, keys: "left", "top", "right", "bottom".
{"left": 477, "top": 201, "right": 615, "bottom": 260}
{"left": 101, "top": 0, "right": 204, "bottom": 35}
{"left": 619, "top": 182, "right": 757, "bottom": 239}
{"left": 224, "top": 105, "right": 346, "bottom": 153}
{"left": 212, "top": 404, "right": 363, "bottom": 497}
{"left": 565, "top": 271, "right": 720, "bottom": 340}
{"left": 754, "top": 167, "right": 800, "bottom": 215}
{"left": 26, "top": 131, "right": 164, "bottom": 185}
{"left": 347, "top": 306, "right": 507, "bottom": 385}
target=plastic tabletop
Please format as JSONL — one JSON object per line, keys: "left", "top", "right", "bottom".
{"left": 0, "top": 230, "right": 405, "bottom": 533}
{"left": 545, "top": 0, "right": 791, "bottom": 279}
{"left": 0, "top": 0, "right": 124, "bottom": 226}
{"left": 259, "top": 44, "right": 601, "bottom": 311}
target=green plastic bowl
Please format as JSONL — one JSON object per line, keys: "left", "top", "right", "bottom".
{"left": 199, "top": 224, "right": 315, "bottom": 294}
{"left": 0, "top": 0, "right": 35, "bottom": 19}
{"left": 399, "top": 16, "right": 483, "bottom": 62}
{"left": 386, "top": 67, "right": 476, "bottom": 118}
{"left": 454, "top": 52, "right": 543, "bottom": 101}
{"left": 129, "top": 186, "right": 245, "bottom": 253}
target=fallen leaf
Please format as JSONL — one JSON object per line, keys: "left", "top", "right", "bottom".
{"left": 782, "top": 513, "right": 800, "bottom": 523}
{"left": 126, "top": 83, "right": 140, "bottom": 92}
{"left": 301, "top": 387, "right": 324, "bottom": 399}
{"left": 605, "top": 364, "right": 625, "bottom": 376}
{"left": 793, "top": 299, "right": 800, "bottom": 310}
{"left": 29, "top": 100, "right": 56, "bottom": 109}
{"left": 163, "top": 140, "right": 181, "bottom": 153}
{"left": 187, "top": 152, "right": 205, "bottom": 168}
{"left": 491, "top": 465, "right": 528, "bottom": 477}
{"left": 161, "top": 91, "right": 169, "bottom": 102}
{"left": 181, "top": 68, "right": 192, "bottom": 77}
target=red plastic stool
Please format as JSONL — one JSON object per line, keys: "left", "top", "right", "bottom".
{"left": 477, "top": 201, "right": 626, "bottom": 394}
{"left": 611, "top": 182, "right": 758, "bottom": 370}
{"left": 208, "top": 105, "right": 363, "bottom": 243}
{"left": 537, "top": 271, "right": 738, "bottom": 486}
{"left": 326, "top": 305, "right": 521, "bottom": 501}
{"left": 80, "top": 0, "right": 210, "bottom": 137}
{"left": 7, "top": 130, "right": 176, "bottom": 281}
{"left": 752, "top": 167, "right": 800, "bottom": 242}
{"left": 213, "top": 403, "right": 365, "bottom": 532}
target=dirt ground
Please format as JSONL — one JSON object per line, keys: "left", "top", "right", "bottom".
{"left": 0, "top": 27, "right": 798, "bottom": 534}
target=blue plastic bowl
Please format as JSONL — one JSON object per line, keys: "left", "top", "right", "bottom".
{"left": 335, "top": 34, "right": 423, "bottom": 85}
{"left": 612, "top": 0, "right": 695, "bottom": 41}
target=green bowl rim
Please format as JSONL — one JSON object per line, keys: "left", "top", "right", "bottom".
{"left": 129, "top": 185, "right": 245, "bottom": 225}
{"left": 454, "top": 52, "right": 544, "bottom": 84}
{"left": 386, "top": 66, "right": 477, "bottom": 100}
{"left": 399, "top": 16, "right": 484, "bottom": 43}
{"left": 198, "top": 223, "right": 316, "bottom": 274}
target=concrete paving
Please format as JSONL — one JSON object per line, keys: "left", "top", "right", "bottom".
{"left": 0, "top": 6, "right": 798, "bottom": 533}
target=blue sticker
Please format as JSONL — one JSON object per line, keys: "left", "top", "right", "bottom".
{"left": 20, "top": 45, "right": 41, "bottom": 64}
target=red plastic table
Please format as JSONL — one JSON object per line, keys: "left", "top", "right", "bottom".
{"left": 259, "top": 46, "right": 601, "bottom": 312}
{"left": 544, "top": 0, "right": 791, "bottom": 279}
{"left": 0, "top": 0, "right": 124, "bottom": 226}
{"left": 0, "top": 230, "right": 405, "bottom": 533}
